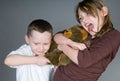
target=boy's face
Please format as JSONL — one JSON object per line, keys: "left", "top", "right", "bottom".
{"left": 25, "top": 30, "right": 52, "bottom": 56}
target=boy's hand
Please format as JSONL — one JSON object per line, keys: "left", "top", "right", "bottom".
{"left": 35, "top": 55, "right": 50, "bottom": 66}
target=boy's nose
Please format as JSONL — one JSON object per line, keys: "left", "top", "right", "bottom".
{"left": 39, "top": 45, "right": 44, "bottom": 51}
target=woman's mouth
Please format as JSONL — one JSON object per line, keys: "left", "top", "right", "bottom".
{"left": 86, "top": 23, "right": 94, "bottom": 32}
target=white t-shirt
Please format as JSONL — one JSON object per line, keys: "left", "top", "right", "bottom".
{"left": 8, "top": 44, "right": 54, "bottom": 81}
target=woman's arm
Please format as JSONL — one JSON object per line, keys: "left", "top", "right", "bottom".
{"left": 54, "top": 33, "right": 87, "bottom": 50}
{"left": 54, "top": 33, "right": 71, "bottom": 45}
{"left": 54, "top": 33, "right": 87, "bottom": 64}
{"left": 58, "top": 44, "right": 79, "bottom": 64}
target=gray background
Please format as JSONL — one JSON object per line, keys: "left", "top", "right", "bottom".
{"left": 0, "top": 0, "right": 120, "bottom": 81}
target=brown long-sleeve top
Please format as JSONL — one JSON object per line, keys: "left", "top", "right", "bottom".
{"left": 53, "top": 29, "right": 120, "bottom": 81}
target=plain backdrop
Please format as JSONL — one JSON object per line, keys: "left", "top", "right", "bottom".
{"left": 0, "top": 0, "right": 120, "bottom": 81}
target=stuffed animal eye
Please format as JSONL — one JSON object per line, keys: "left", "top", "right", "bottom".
{"left": 64, "top": 30, "right": 72, "bottom": 38}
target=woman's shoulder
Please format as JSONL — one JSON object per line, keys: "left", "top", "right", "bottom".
{"left": 105, "top": 29, "right": 120, "bottom": 45}
{"left": 112, "top": 28, "right": 120, "bottom": 33}
{"left": 97, "top": 29, "right": 120, "bottom": 45}
{"left": 108, "top": 29, "right": 120, "bottom": 38}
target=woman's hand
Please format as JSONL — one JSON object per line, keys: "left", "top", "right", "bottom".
{"left": 68, "top": 41, "right": 87, "bottom": 50}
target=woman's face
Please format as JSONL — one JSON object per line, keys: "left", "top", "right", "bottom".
{"left": 78, "top": 7, "right": 107, "bottom": 37}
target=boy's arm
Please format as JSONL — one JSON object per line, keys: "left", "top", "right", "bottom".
{"left": 4, "top": 54, "right": 49, "bottom": 66}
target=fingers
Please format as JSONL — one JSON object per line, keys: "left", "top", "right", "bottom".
{"left": 78, "top": 43, "right": 87, "bottom": 50}
{"left": 46, "top": 58, "right": 50, "bottom": 63}
{"left": 57, "top": 44, "right": 63, "bottom": 51}
{"left": 36, "top": 55, "right": 50, "bottom": 66}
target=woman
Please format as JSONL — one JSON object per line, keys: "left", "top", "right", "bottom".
{"left": 53, "top": 0, "right": 120, "bottom": 81}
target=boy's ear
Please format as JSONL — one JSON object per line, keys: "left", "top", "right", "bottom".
{"left": 102, "top": 6, "right": 108, "bottom": 16}
{"left": 25, "top": 35, "right": 29, "bottom": 44}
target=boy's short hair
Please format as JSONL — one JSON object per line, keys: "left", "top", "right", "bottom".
{"left": 27, "top": 19, "right": 53, "bottom": 37}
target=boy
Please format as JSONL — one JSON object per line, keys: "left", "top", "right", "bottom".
{"left": 4, "top": 19, "right": 54, "bottom": 81}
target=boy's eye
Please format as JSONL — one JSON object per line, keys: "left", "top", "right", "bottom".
{"left": 34, "top": 43, "right": 49, "bottom": 45}
{"left": 34, "top": 43, "right": 39, "bottom": 45}
{"left": 44, "top": 43, "right": 49, "bottom": 45}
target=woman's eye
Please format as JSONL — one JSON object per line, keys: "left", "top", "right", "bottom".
{"left": 79, "top": 17, "right": 83, "bottom": 22}
{"left": 86, "top": 12, "right": 91, "bottom": 16}
{"left": 79, "top": 17, "right": 82, "bottom": 20}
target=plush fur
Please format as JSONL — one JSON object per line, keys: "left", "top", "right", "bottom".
{"left": 45, "top": 25, "right": 89, "bottom": 66}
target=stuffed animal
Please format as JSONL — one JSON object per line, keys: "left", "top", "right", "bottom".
{"left": 45, "top": 25, "right": 89, "bottom": 66}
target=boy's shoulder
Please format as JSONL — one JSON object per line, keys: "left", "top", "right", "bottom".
{"left": 9, "top": 44, "right": 33, "bottom": 56}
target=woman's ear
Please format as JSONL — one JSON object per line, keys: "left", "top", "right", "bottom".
{"left": 102, "top": 6, "right": 108, "bottom": 16}
{"left": 25, "top": 35, "right": 29, "bottom": 44}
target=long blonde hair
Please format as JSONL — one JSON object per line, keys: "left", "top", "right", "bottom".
{"left": 76, "top": 0, "right": 113, "bottom": 37}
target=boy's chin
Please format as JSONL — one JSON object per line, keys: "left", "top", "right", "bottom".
{"left": 35, "top": 53, "right": 45, "bottom": 56}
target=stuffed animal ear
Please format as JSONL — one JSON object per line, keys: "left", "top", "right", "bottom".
{"left": 64, "top": 30, "right": 72, "bottom": 38}
{"left": 45, "top": 49, "right": 61, "bottom": 66}
{"left": 59, "top": 53, "right": 70, "bottom": 66}
{"left": 80, "top": 29, "right": 88, "bottom": 40}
